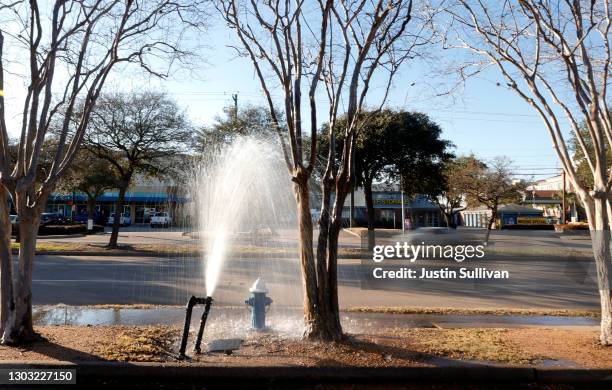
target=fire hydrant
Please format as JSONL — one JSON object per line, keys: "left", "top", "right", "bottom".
{"left": 245, "top": 278, "right": 272, "bottom": 330}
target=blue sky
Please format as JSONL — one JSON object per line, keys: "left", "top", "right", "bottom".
{"left": 143, "top": 23, "right": 563, "bottom": 181}
{"left": 1, "top": 10, "right": 564, "bottom": 181}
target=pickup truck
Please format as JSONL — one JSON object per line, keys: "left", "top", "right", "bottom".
{"left": 107, "top": 213, "right": 131, "bottom": 227}
{"left": 150, "top": 212, "right": 170, "bottom": 228}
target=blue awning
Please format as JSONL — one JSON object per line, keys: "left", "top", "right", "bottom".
{"left": 48, "top": 192, "right": 187, "bottom": 203}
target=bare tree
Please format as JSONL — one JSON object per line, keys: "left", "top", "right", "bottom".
{"left": 217, "top": 0, "right": 431, "bottom": 340}
{"left": 446, "top": 0, "right": 612, "bottom": 344}
{"left": 85, "top": 91, "right": 191, "bottom": 248}
{"left": 0, "top": 0, "right": 205, "bottom": 344}
{"left": 464, "top": 157, "right": 524, "bottom": 245}
{"left": 425, "top": 155, "right": 482, "bottom": 228}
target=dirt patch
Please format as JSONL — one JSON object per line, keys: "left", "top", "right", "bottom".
{"left": 509, "top": 328, "right": 611, "bottom": 368}
{"left": 0, "top": 326, "right": 113, "bottom": 362}
{"left": 188, "top": 333, "right": 429, "bottom": 367}
{"left": 0, "top": 326, "right": 609, "bottom": 368}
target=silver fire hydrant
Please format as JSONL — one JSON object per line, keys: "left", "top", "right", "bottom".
{"left": 245, "top": 278, "right": 272, "bottom": 330}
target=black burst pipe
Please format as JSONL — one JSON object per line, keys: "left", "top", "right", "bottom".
{"left": 179, "top": 296, "right": 213, "bottom": 356}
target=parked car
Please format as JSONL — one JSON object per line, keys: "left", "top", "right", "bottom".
{"left": 73, "top": 211, "right": 105, "bottom": 225}
{"left": 150, "top": 212, "right": 171, "bottom": 228}
{"left": 72, "top": 213, "right": 88, "bottom": 224}
{"left": 40, "top": 212, "right": 61, "bottom": 226}
{"left": 107, "top": 213, "right": 131, "bottom": 227}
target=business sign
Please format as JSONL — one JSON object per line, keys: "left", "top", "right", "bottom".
{"left": 373, "top": 193, "right": 402, "bottom": 208}
{"left": 517, "top": 216, "right": 547, "bottom": 225}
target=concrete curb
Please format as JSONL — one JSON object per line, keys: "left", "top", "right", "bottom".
{"left": 0, "top": 361, "right": 610, "bottom": 385}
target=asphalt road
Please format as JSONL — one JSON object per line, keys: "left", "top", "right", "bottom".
{"left": 30, "top": 250, "right": 601, "bottom": 310}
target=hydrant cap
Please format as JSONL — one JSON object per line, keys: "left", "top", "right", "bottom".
{"left": 249, "top": 278, "right": 269, "bottom": 293}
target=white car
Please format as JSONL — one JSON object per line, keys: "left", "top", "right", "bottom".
{"left": 150, "top": 212, "right": 170, "bottom": 228}
{"left": 107, "top": 213, "right": 131, "bottom": 226}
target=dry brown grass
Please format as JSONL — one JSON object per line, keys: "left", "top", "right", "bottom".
{"left": 94, "top": 325, "right": 178, "bottom": 362}
{"left": 345, "top": 306, "right": 600, "bottom": 318}
{"left": 17, "top": 241, "right": 364, "bottom": 258}
{"left": 402, "top": 328, "right": 541, "bottom": 364}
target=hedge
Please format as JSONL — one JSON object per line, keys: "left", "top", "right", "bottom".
{"left": 12, "top": 224, "right": 104, "bottom": 236}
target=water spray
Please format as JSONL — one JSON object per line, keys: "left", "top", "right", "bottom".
{"left": 179, "top": 295, "right": 213, "bottom": 356}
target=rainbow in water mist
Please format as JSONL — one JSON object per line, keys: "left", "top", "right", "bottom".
{"left": 189, "top": 136, "right": 296, "bottom": 298}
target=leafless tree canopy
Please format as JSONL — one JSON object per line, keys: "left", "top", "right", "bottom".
{"left": 217, "top": 0, "right": 433, "bottom": 340}
{"left": 0, "top": 0, "right": 206, "bottom": 207}
{"left": 0, "top": 0, "right": 206, "bottom": 344}
{"left": 217, "top": 0, "right": 433, "bottom": 172}
{"left": 446, "top": 0, "right": 611, "bottom": 204}
{"left": 444, "top": 0, "right": 612, "bottom": 345}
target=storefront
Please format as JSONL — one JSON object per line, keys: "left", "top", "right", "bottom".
{"left": 46, "top": 191, "right": 186, "bottom": 224}
{"left": 343, "top": 191, "right": 441, "bottom": 229}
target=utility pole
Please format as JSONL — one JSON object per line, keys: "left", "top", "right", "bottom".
{"left": 561, "top": 169, "right": 566, "bottom": 224}
{"left": 400, "top": 177, "right": 405, "bottom": 234}
{"left": 231, "top": 93, "right": 238, "bottom": 119}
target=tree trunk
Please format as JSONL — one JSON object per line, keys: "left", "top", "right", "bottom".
{"left": 293, "top": 173, "right": 326, "bottom": 340}
{"left": 108, "top": 185, "right": 127, "bottom": 249}
{"left": 364, "top": 178, "right": 376, "bottom": 250}
{"left": 591, "top": 195, "right": 612, "bottom": 345}
{"left": 324, "top": 201, "right": 345, "bottom": 340}
{"left": 484, "top": 208, "right": 497, "bottom": 245}
{"left": 0, "top": 188, "right": 15, "bottom": 343}
{"left": 86, "top": 196, "right": 96, "bottom": 232}
{"left": 86, "top": 197, "right": 96, "bottom": 220}
{"left": 441, "top": 210, "right": 452, "bottom": 228}
{"left": 315, "top": 177, "right": 331, "bottom": 326}
{"left": 4, "top": 206, "right": 41, "bottom": 343}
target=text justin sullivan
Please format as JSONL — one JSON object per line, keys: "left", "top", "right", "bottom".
{"left": 372, "top": 267, "right": 509, "bottom": 279}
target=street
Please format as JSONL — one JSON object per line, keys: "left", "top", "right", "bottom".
{"left": 29, "top": 227, "right": 601, "bottom": 310}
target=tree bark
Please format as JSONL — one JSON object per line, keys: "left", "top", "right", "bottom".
{"left": 108, "top": 185, "right": 127, "bottom": 249}
{"left": 315, "top": 177, "right": 331, "bottom": 328}
{"left": 591, "top": 194, "right": 612, "bottom": 345}
{"left": 86, "top": 196, "right": 96, "bottom": 232}
{"left": 323, "top": 201, "right": 345, "bottom": 340}
{"left": 294, "top": 172, "right": 328, "bottom": 340}
{"left": 0, "top": 188, "right": 15, "bottom": 343}
{"left": 86, "top": 197, "right": 95, "bottom": 221}
{"left": 364, "top": 178, "right": 376, "bottom": 250}
{"left": 4, "top": 204, "right": 42, "bottom": 343}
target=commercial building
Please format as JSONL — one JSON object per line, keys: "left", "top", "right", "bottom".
{"left": 340, "top": 186, "right": 442, "bottom": 229}
{"left": 461, "top": 204, "right": 544, "bottom": 228}
{"left": 522, "top": 173, "right": 581, "bottom": 222}
{"left": 46, "top": 174, "right": 187, "bottom": 225}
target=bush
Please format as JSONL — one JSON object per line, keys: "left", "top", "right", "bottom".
{"left": 12, "top": 224, "right": 105, "bottom": 236}
{"left": 39, "top": 224, "right": 105, "bottom": 235}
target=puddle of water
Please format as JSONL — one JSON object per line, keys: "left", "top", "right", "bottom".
{"left": 32, "top": 305, "right": 599, "bottom": 332}
{"left": 539, "top": 359, "right": 581, "bottom": 368}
